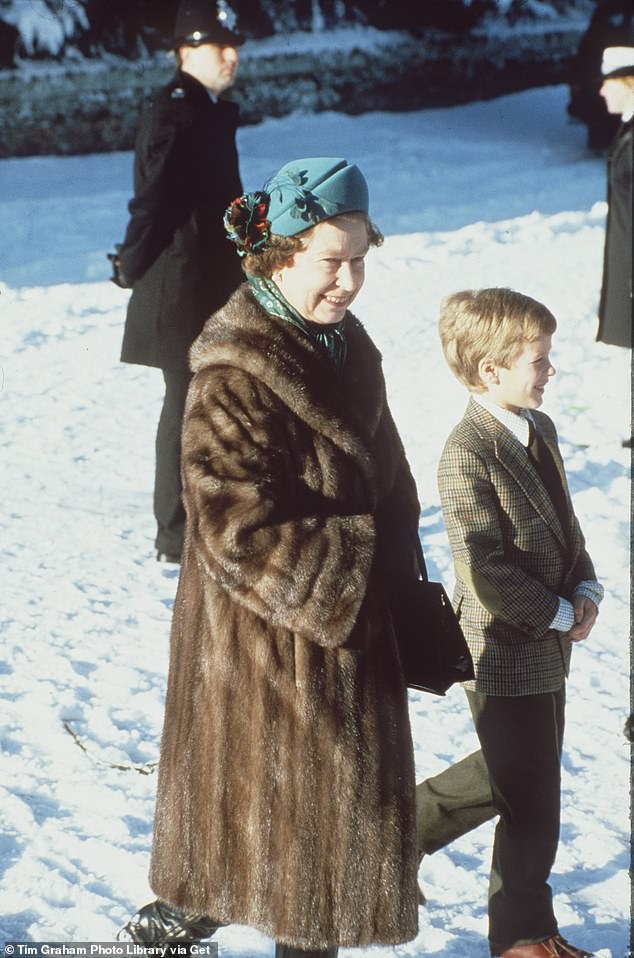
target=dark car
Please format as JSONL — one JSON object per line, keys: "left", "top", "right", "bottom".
{"left": 567, "top": 0, "right": 633, "bottom": 151}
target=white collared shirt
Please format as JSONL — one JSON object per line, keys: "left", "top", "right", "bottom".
{"left": 473, "top": 392, "right": 533, "bottom": 445}
{"left": 471, "top": 394, "right": 603, "bottom": 632}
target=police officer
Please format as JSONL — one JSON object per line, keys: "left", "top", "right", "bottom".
{"left": 112, "top": 0, "right": 244, "bottom": 562}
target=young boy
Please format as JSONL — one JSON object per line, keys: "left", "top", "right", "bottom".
{"left": 417, "top": 288, "right": 602, "bottom": 958}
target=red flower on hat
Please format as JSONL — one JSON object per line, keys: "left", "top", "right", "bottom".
{"left": 224, "top": 191, "right": 271, "bottom": 255}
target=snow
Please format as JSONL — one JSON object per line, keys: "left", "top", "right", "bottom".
{"left": 0, "top": 85, "right": 630, "bottom": 958}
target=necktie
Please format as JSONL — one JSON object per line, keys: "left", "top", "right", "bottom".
{"left": 526, "top": 420, "right": 570, "bottom": 542}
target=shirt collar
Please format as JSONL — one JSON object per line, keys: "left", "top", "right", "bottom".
{"left": 472, "top": 393, "right": 534, "bottom": 446}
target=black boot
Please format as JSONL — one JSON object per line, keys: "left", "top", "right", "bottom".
{"left": 116, "top": 899, "right": 220, "bottom": 945}
{"left": 274, "top": 945, "right": 338, "bottom": 958}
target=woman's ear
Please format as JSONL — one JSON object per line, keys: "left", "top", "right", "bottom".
{"left": 478, "top": 357, "right": 499, "bottom": 388}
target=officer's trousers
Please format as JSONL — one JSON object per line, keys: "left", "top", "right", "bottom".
{"left": 154, "top": 367, "right": 192, "bottom": 557}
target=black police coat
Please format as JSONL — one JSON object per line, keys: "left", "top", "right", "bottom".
{"left": 597, "top": 117, "right": 633, "bottom": 349}
{"left": 119, "top": 70, "right": 244, "bottom": 370}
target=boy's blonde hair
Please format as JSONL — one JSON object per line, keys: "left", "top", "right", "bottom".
{"left": 438, "top": 287, "right": 557, "bottom": 393}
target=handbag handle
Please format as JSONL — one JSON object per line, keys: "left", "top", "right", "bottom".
{"left": 415, "top": 533, "right": 429, "bottom": 582}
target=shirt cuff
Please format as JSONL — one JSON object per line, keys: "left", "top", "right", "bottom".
{"left": 550, "top": 597, "right": 575, "bottom": 633}
{"left": 549, "top": 581, "right": 604, "bottom": 633}
{"left": 574, "top": 580, "right": 604, "bottom": 607}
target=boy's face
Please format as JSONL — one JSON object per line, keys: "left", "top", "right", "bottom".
{"left": 480, "top": 334, "right": 555, "bottom": 414}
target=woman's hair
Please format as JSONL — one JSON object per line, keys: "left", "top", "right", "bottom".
{"left": 438, "top": 288, "right": 557, "bottom": 393}
{"left": 241, "top": 212, "right": 383, "bottom": 278}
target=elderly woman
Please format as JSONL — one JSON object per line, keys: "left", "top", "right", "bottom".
{"left": 118, "top": 158, "right": 422, "bottom": 957}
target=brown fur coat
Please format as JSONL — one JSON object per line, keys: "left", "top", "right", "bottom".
{"left": 149, "top": 284, "right": 420, "bottom": 949}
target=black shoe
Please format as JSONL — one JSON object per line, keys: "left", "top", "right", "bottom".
{"left": 157, "top": 551, "right": 181, "bottom": 564}
{"left": 621, "top": 436, "right": 633, "bottom": 449}
{"left": 116, "top": 899, "right": 219, "bottom": 944}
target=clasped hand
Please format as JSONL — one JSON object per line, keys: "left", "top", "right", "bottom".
{"left": 567, "top": 595, "right": 598, "bottom": 642}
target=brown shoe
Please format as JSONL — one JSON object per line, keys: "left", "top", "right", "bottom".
{"left": 552, "top": 937, "right": 594, "bottom": 957}
{"left": 499, "top": 938, "right": 594, "bottom": 958}
{"left": 499, "top": 940, "right": 561, "bottom": 957}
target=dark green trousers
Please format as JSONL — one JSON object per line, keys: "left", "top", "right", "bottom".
{"left": 416, "top": 688, "right": 565, "bottom": 955}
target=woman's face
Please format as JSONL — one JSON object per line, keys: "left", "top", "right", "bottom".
{"left": 272, "top": 215, "right": 369, "bottom": 325}
{"left": 599, "top": 76, "right": 634, "bottom": 116}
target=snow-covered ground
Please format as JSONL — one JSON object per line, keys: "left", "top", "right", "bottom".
{"left": 0, "top": 85, "right": 630, "bottom": 958}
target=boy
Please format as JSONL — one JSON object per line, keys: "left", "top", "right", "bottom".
{"left": 417, "top": 288, "right": 602, "bottom": 958}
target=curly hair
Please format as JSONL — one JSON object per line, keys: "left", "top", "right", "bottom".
{"left": 241, "top": 213, "right": 384, "bottom": 279}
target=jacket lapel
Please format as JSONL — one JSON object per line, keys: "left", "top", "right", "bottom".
{"left": 466, "top": 400, "right": 569, "bottom": 552}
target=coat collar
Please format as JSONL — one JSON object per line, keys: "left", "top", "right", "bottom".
{"left": 172, "top": 69, "right": 238, "bottom": 116}
{"left": 609, "top": 116, "right": 633, "bottom": 159}
{"left": 464, "top": 397, "right": 570, "bottom": 550}
{"left": 189, "top": 283, "right": 388, "bottom": 474}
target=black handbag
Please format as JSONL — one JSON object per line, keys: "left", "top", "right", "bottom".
{"left": 391, "top": 539, "right": 475, "bottom": 696}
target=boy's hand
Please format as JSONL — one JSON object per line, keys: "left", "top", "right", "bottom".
{"left": 567, "top": 596, "right": 598, "bottom": 642}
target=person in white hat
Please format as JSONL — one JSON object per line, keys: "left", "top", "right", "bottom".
{"left": 596, "top": 44, "right": 633, "bottom": 398}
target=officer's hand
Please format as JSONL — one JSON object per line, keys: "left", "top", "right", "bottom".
{"left": 107, "top": 248, "right": 132, "bottom": 289}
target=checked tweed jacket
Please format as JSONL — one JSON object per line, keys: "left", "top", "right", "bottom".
{"left": 438, "top": 398, "right": 596, "bottom": 696}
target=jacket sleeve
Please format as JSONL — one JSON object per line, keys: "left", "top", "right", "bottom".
{"left": 438, "top": 440, "right": 560, "bottom": 640}
{"left": 181, "top": 368, "right": 376, "bottom": 647}
{"left": 118, "top": 97, "right": 195, "bottom": 283}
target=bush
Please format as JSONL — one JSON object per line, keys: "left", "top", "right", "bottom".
{"left": 0, "top": 0, "right": 596, "bottom": 67}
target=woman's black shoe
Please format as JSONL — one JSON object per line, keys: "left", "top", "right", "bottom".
{"left": 116, "top": 899, "right": 219, "bottom": 944}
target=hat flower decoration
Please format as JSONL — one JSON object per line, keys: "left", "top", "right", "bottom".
{"left": 267, "top": 167, "right": 333, "bottom": 227}
{"left": 223, "top": 191, "right": 271, "bottom": 256}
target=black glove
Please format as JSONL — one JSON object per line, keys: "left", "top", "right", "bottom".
{"left": 107, "top": 245, "right": 132, "bottom": 289}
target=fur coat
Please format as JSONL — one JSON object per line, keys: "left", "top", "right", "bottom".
{"left": 148, "top": 284, "right": 421, "bottom": 949}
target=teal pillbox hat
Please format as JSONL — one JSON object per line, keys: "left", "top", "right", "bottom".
{"left": 266, "top": 157, "right": 369, "bottom": 236}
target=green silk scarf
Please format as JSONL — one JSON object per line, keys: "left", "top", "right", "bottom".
{"left": 247, "top": 274, "right": 347, "bottom": 376}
